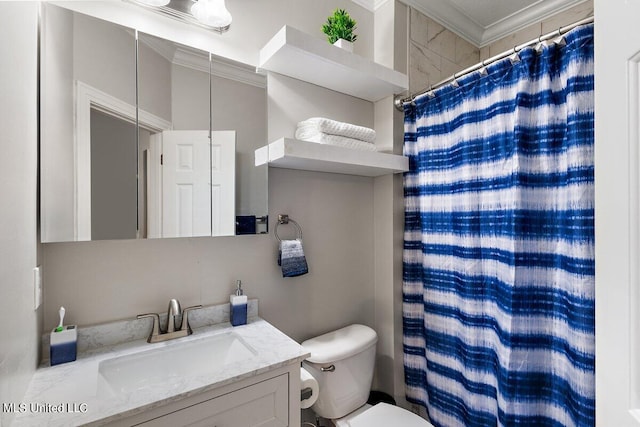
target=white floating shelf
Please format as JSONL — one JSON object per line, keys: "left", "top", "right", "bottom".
{"left": 255, "top": 138, "right": 409, "bottom": 177}
{"left": 258, "top": 26, "right": 408, "bottom": 102}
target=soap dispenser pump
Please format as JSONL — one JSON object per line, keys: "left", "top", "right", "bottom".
{"left": 230, "top": 280, "right": 247, "bottom": 326}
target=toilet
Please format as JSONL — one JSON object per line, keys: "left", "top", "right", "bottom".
{"left": 301, "top": 324, "right": 432, "bottom": 427}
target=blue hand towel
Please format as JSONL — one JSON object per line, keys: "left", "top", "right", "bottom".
{"left": 278, "top": 239, "right": 309, "bottom": 277}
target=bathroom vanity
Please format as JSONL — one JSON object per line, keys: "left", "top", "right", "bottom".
{"left": 13, "top": 308, "right": 309, "bottom": 426}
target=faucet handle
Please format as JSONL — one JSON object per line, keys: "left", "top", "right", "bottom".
{"left": 137, "top": 313, "right": 161, "bottom": 342}
{"left": 180, "top": 305, "right": 203, "bottom": 333}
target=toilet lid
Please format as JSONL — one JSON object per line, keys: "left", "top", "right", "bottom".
{"left": 344, "top": 403, "right": 433, "bottom": 427}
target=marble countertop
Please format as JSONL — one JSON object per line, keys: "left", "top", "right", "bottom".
{"left": 13, "top": 317, "right": 309, "bottom": 426}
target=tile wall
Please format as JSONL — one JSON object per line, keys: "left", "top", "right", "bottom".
{"left": 408, "top": 1, "right": 594, "bottom": 94}
{"left": 408, "top": 9, "right": 480, "bottom": 93}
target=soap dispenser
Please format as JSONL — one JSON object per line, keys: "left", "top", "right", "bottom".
{"left": 230, "top": 280, "right": 247, "bottom": 326}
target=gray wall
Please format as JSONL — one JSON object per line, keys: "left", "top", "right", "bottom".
{"left": 210, "top": 74, "right": 267, "bottom": 216}
{"left": 90, "top": 110, "right": 138, "bottom": 240}
{"left": 138, "top": 35, "right": 172, "bottom": 123}
{"left": 171, "top": 63, "right": 208, "bottom": 131}
{"left": 371, "top": 1, "right": 409, "bottom": 406}
{"left": 74, "top": 12, "right": 137, "bottom": 107}
{"left": 0, "top": 3, "right": 40, "bottom": 426}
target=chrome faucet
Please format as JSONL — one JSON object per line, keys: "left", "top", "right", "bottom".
{"left": 166, "top": 298, "right": 181, "bottom": 333}
{"left": 137, "top": 299, "right": 202, "bottom": 343}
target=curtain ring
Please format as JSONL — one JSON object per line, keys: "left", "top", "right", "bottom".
{"left": 509, "top": 47, "right": 521, "bottom": 64}
{"left": 553, "top": 27, "right": 566, "bottom": 47}
{"left": 479, "top": 59, "right": 488, "bottom": 77}
{"left": 534, "top": 35, "right": 545, "bottom": 53}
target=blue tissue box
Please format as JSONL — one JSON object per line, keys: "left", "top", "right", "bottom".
{"left": 50, "top": 325, "right": 77, "bottom": 366}
{"left": 236, "top": 215, "right": 257, "bottom": 235}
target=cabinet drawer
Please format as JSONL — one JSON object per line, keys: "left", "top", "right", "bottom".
{"left": 136, "top": 374, "right": 288, "bottom": 427}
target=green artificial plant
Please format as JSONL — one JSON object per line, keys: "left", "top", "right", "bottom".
{"left": 322, "top": 9, "right": 358, "bottom": 44}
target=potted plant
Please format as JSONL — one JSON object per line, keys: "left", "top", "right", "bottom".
{"left": 322, "top": 9, "right": 357, "bottom": 52}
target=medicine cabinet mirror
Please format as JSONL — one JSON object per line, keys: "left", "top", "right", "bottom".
{"left": 40, "top": 3, "right": 268, "bottom": 242}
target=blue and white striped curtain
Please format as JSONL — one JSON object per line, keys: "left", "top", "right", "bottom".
{"left": 402, "top": 24, "right": 594, "bottom": 427}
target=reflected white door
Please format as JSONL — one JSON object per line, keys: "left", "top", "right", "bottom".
{"left": 152, "top": 130, "right": 235, "bottom": 238}
{"left": 210, "top": 130, "right": 236, "bottom": 236}
{"left": 596, "top": 0, "right": 640, "bottom": 424}
{"left": 162, "top": 130, "right": 211, "bottom": 238}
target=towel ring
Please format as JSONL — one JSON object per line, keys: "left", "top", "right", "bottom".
{"left": 275, "top": 214, "right": 303, "bottom": 242}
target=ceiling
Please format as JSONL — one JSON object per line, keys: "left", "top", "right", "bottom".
{"left": 354, "top": 0, "right": 589, "bottom": 47}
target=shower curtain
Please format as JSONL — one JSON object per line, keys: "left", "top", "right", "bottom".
{"left": 402, "top": 24, "right": 594, "bottom": 427}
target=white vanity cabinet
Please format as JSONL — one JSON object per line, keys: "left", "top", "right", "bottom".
{"left": 136, "top": 375, "right": 288, "bottom": 427}
{"left": 104, "top": 364, "right": 298, "bottom": 427}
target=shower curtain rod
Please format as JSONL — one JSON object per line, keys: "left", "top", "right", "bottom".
{"left": 394, "top": 15, "right": 594, "bottom": 111}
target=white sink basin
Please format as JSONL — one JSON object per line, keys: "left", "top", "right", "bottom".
{"left": 97, "top": 332, "right": 257, "bottom": 395}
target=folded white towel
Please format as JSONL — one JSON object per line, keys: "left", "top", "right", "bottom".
{"left": 294, "top": 130, "right": 377, "bottom": 152}
{"left": 296, "top": 117, "right": 376, "bottom": 143}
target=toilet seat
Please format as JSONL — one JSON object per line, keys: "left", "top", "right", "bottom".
{"left": 334, "top": 403, "right": 433, "bottom": 427}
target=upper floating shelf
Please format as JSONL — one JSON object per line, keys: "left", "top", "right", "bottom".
{"left": 258, "top": 26, "right": 408, "bottom": 102}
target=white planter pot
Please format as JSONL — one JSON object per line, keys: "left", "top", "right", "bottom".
{"left": 333, "top": 38, "right": 353, "bottom": 53}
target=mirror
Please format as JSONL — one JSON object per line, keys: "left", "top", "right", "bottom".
{"left": 40, "top": 4, "right": 268, "bottom": 242}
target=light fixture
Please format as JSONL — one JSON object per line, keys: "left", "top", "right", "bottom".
{"left": 129, "top": 0, "right": 232, "bottom": 34}
{"left": 135, "top": 0, "right": 170, "bottom": 6}
{"left": 191, "top": 0, "right": 232, "bottom": 33}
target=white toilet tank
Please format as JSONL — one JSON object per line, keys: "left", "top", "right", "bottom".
{"left": 301, "top": 324, "right": 378, "bottom": 420}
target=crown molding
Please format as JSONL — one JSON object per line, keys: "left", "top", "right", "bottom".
{"left": 174, "top": 48, "right": 266, "bottom": 88}
{"left": 480, "top": 0, "right": 589, "bottom": 47}
{"left": 399, "top": 0, "right": 589, "bottom": 48}
{"left": 172, "top": 47, "right": 210, "bottom": 73}
{"left": 211, "top": 58, "right": 267, "bottom": 89}
{"left": 400, "top": 0, "right": 484, "bottom": 46}
{"left": 140, "top": 40, "right": 266, "bottom": 89}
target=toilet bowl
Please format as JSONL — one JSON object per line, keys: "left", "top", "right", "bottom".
{"left": 334, "top": 402, "right": 428, "bottom": 427}
{"left": 301, "top": 324, "right": 432, "bottom": 427}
